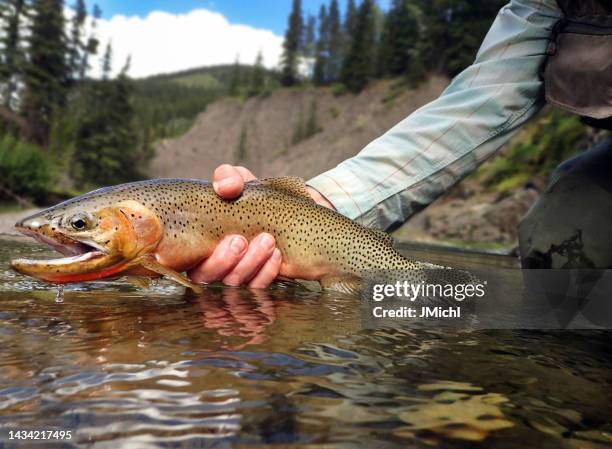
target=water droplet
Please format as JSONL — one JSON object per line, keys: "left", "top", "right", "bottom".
{"left": 55, "top": 286, "right": 64, "bottom": 303}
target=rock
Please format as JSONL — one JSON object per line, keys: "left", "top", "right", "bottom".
{"left": 395, "top": 186, "right": 540, "bottom": 247}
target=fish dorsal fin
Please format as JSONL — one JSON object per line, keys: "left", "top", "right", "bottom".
{"left": 370, "top": 228, "right": 395, "bottom": 246}
{"left": 258, "top": 177, "right": 314, "bottom": 202}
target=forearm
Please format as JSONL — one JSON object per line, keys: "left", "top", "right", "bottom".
{"left": 308, "top": 0, "right": 562, "bottom": 231}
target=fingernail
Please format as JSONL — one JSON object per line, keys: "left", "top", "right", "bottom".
{"left": 212, "top": 181, "right": 219, "bottom": 192}
{"left": 259, "top": 234, "right": 274, "bottom": 249}
{"left": 229, "top": 236, "right": 246, "bottom": 254}
{"left": 218, "top": 178, "right": 235, "bottom": 191}
{"left": 272, "top": 248, "right": 282, "bottom": 262}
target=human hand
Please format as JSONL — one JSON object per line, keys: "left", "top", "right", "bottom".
{"left": 187, "top": 164, "right": 334, "bottom": 288}
{"left": 210, "top": 164, "right": 335, "bottom": 209}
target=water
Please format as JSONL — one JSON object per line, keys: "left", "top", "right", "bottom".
{"left": 0, "top": 236, "right": 610, "bottom": 448}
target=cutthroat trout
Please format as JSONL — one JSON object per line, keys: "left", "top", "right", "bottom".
{"left": 11, "top": 177, "right": 448, "bottom": 293}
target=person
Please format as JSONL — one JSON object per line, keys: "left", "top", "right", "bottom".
{"left": 187, "top": 0, "right": 612, "bottom": 288}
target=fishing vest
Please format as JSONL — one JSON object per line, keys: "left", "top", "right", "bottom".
{"left": 543, "top": 0, "right": 612, "bottom": 128}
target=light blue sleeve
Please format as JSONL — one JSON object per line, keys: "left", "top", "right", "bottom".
{"left": 307, "top": 0, "right": 562, "bottom": 231}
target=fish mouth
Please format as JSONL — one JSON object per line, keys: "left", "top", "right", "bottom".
{"left": 14, "top": 223, "right": 106, "bottom": 258}
{"left": 10, "top": 225, "right": 124, "bottom": 283}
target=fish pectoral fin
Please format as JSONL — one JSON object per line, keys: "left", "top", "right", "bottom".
{"left": 256, "top": 177, "right": 314, "bottom": 202}
{"left": 134, "top": 255, "right": 203, "bottom": 294}
{"left": 320, "top": 274, "right": 361, "bottom": 295}
{"left": 272, "top": 276, "right": 307, "bottom": 289}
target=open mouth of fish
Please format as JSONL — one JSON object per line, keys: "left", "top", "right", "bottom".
{"left": 10, "top": 222, "right": 129, "bottom": 284}
{"left": 13, "top": 225, "right": 109, "bottom": 266}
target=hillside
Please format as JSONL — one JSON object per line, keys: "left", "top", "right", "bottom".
{"left": 141, "top": 64, "right": 280, "bottom": 88}
{"left": 150, "top": 76, "right": 448, "bottom": 180}
{"left": 132, "top": 64, "right": 280, "bottom": 141}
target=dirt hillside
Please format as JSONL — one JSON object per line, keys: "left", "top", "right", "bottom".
{"left": 149, "top": 77, "right": 448, "bottom": 180}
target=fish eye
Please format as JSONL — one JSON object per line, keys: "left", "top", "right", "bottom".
{"left": 67, "top": 213, "right": 94, "bottom": 231}
{"left": 72, "top": 218, "right": 86, "bottom": 230}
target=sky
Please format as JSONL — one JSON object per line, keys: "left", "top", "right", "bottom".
{"left": 81, "top": 0, "right": 390, "bottom": 78}
{"left": 94, "top": 1, "right": 345, "bottom": 36}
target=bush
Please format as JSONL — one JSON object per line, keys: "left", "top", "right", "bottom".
{"left": 330, "top": 83, "right": 348, "bottom": 97}
{"left": 476, "top": 108, "right": 591, "bottom": 192}
{"left": 0, "top": 134, "right": 52, "bottom": 203}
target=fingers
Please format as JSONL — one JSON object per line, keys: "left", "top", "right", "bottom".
{"left": 234, "top": 166, "right": 256, "bottom": 181}
{"left": 222, "top": 233, "right": 276, "bottom": 286}
{"left": 187, "top": 235, "right": 248, "bottom": 283}
{"left": 213, "top": 164, "right": 256, "bottom": 199}
{"left": 187, "top": 233, "right": 279, "bottom": 289}
{"left": 195, "top": 163, "right": 276, "bottom": 290}
{"left": 248, "top": 248, "right": 282, "bottom": 289}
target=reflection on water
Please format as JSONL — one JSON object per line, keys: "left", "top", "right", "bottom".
{"left": 0, "top": 236, "right": 610, "bottom": 448}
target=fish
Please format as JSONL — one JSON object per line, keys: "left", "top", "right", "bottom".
{"left": 11, "top": 177, "right": 457, "bottom": 293}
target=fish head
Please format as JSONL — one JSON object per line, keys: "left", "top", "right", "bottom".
{"left": 11, "top": 194, "right": 163, "bottom": 284}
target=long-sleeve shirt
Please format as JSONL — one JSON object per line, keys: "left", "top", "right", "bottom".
{"left": 307, "top": 0, "right": 562, "bottom": 232}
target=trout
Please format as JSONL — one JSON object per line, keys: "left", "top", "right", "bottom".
{"left": 11, "top": 177, "right": 449, "bottom": 293}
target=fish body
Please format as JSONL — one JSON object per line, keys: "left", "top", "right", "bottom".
{"left": 11, "top": 178, "right": 439, "bottom": 292}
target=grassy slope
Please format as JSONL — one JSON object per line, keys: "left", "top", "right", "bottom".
{"left": 131, "top": 64, "right": 280, "bottom": 141}
{"left": 473, "top": 107, "right": 601, "bottom": 192}
{"left": 137, "top": 64, "right": 279, "bottom": 89}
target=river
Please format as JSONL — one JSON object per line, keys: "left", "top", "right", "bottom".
{"left": 0, "top": 236, "right": 610, "bottom": 448}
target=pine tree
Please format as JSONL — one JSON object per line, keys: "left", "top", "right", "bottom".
{"left": 414, "top": 0, "right": 505, "bottom": 76}
{"left": 73, "top": 55, "right": 141, "bottom": 185}
{"left": 113, "top": 57, "right": 141, "bottom": 167}
{"left": 250, "top": 51, "right": 265, "bottom": 96}
{"left": 68, "top": 0, "right": 87, "bottom": 81}
{"left": 313, "top": 4, "right": 328, "bottom": 85}
{"left": 341, "top": 0, "right": 377, "bottom": 92}
{"left": 304, "top": 14, "right": 316, "bottom": 58}
{"left": 101, "top": 41, "right": 112, "bottom": 80}
{"left": 372, "top": 2, "right": 385, "bottom": 44}
{"left": 281, "top": 0, "right": 303, "bottom": 86}
{"left": 228, "top": 56, "right": 240, "bottom": 96}
{"left": 0, "top": 0, "right": 27, "bottom": 110}
{"left": 22, "top": 0, "right": 70, "bottom": 145}
{"left": 340, "top": 0, "right": 357, "bottom": 83}
{"left": 79, "top": 4, "right": 102, "bottom": 79}
{"left": 377, "top": 0, "right": 424, "bottom": 82}
{"left": 377, "top": 11, "right": 393, "bottom": 77}
{"left": 326, "top": 0, "right": 342, "bottom": 82}
{"left": 343, "top": 0, "right": 357, "bottom": 42}
{"left": 345, "top": 0, "right": 358, "bottom": 32}
{"left": 446, "top": 0, "right": 506, "bottom": 76}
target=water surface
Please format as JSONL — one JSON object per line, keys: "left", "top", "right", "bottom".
{"left": 0, "top": 236, "right": 610, "bottom": 448}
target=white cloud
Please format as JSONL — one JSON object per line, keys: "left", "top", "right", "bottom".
{"left": 85, "top": 9, "right": 284, "bottom": 78}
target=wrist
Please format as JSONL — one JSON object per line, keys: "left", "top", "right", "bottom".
{"left": 306, "top": 186, "right": 335, "bottom": 210}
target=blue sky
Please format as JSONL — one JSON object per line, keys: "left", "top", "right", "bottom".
{"left": 94, "top": 0, "right": 390, "bottom": 35}
{"left": 82, "top": 1, "right": 391, "bottom": 78}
